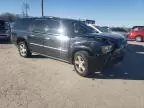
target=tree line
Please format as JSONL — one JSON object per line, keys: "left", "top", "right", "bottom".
{"left": 0, "top": 12, "right": 19, "bottom": 22}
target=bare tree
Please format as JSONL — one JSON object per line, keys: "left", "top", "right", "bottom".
{"left": 22, "top": 0, "right": 30, "bottom": 17}
{"left": 0, "top": 13, "right": 17, "bottom": 22}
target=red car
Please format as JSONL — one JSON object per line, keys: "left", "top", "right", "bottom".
{"left": 128, "top": 26, "right": 144, "bottom": 42}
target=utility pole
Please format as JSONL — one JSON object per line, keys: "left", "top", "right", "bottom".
{"left": 25, "top": 0, "right": 28, "bottom": 17}
{"left": 41, "top": 0, "right": 44, "bottom": 17}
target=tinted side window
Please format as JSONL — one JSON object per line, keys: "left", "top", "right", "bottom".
{"left": 74, "top": 22, "right": 95, "bottom": 35}
{"left": 13, "top": 19, "right": 30, "bottom": 30}
{"left": 29, "top": 20, "right": 44, "bottom": 32}
{"left": 44, "top": 20, "right": 60, "bottom": 34}
{"left": 78, "top": 24, "right": 88, "bottom": 34}
{"left": 28, "top": 19, "right": 60, "bottom": 34}
{"left": 63, "top": 21, "right": 75, "bottom": 36}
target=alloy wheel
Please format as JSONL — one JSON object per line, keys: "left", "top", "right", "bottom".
{"left": 74, "top": 55, "right": 86, "bottom": 74}
{"left": 136, "top": 37, "right": 142, "bottom": 42}
{"left": 19, "top": 43, "right": 27, "bottom": 57}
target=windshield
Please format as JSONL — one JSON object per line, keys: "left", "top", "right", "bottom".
{"left": 78, "top": 21, "right": 97, "bottom": 34}
{"left": 95, "top": 26, "right": 109, "bottom": 33}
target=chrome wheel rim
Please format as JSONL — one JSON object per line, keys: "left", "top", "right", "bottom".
{"left": 136, "top": 37, "right": 141, "bottom": 41}
{"left": 74, "top": 55, "right": 86, "bottom": 73}
{"left": 19, "top": 44, "right": 27, "bottom": 56}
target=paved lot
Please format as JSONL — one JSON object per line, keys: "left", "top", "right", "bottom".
{"left": 0, "top": 41, "right": 144, "bottom": 108}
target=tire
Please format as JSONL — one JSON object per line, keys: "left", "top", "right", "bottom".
{"left": 18, "top": 41, "right": 31, "bottom": 58}
{"left": 73, "top": 51, "right": 90, "bottom": 77}
{"left": 135, "top": 36, "right": 143, "bottom": 42}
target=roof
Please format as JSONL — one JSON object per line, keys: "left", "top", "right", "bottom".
{"left": 18, "top": 16, "right": 79, "bottom": 22}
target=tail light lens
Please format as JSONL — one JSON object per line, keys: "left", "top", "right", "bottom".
{"left": 130, "top": 32, "right": 133, "bottom": 36}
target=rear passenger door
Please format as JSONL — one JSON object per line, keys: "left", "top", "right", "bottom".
{"left": 28, "top": 19, "right": 45, "bottom": 54}
{"left": 43, "top": 19, "right": 61, "bottom": 58}
{"left": 43, "top": 19, "right": 70, "bottom": 59}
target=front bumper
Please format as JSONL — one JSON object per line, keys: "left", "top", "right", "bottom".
{"left": 104, "top": 48, "right": 125, "bottom": 67}
{"left": 89, "top": 48, "right": 126, "bottom": 71}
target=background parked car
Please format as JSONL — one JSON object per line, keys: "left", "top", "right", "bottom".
{"left": 132, "top": 26, "right": 144, "bottom": 31}
{"left": 128, "top": 26, "right": 144, "bottom": 42}
{"left": 0, "top": 20, "right": 11, "bottom": 40}
{"left": 87, "top": 24, "right": 127, "bottom": 41}
{"left": 109, "top": 27, "right": 129, "bottom": 38}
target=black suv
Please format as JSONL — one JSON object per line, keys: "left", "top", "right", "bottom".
{"left": 11, "top": 17, "right": 127, "bottom": 77}
{"left": 0, "top": 20, "right": 11, "bottom": 40}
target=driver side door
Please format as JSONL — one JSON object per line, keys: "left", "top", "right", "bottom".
{"left": 28, "top": 19, "right": 45, "bottom": 54}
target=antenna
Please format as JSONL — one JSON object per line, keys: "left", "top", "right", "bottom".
{"left": 41, "top": 0, "right": 44, "bottom": 17}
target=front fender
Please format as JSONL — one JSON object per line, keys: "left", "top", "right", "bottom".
{"left": 68, "top": 45, "right": 94, "bottom": 63}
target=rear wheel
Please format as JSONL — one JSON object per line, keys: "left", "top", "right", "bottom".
{"left": 74, "top": 51, "right": 90, "bottom": 77}
{"left": 135, "top": 36, "right": 143, "bottom": 42}
{"left": 18, "top": 41, "right": 31, "bottom": 58}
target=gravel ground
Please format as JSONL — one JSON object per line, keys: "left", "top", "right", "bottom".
{"left": 0, "top": 41, "right": 144, "bottom": 108}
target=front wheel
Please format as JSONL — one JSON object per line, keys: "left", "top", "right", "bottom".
{"left": 74, "top": 51, "right": 90, "bottom": 77}
{"left": 18, "top": 41, "right": 31, "bottom": 58}
{"left": 135, "top": 36, "right": 143, "bottom": 42}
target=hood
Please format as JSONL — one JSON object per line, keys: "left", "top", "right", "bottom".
{"left": 81, "top": 33, "right": 124, "bottom": 40}
{"left": 83, "top": 33, "right": 126, "bottom": 49}
{"left": 98, "top": 32, "right": 125, "bottom": 40}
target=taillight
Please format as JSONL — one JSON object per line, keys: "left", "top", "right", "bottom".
{"left": 129, "top": 32, "right": 133, "bottom": 36}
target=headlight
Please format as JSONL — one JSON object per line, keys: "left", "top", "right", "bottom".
{"left": 101, "top": 45, "right": 113, "bottom": 54}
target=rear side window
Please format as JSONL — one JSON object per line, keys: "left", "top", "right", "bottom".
{"left": 29, "top": 19, "right": 60, "bottom": 34}
{"left": 13, "top": 19, "right": 30, "bottom": 30}
{"left": 43, "top": 19, "right": 60, "bottom": 34}
{"left": 29, "top": 19, "right": 44, "bottom": 32}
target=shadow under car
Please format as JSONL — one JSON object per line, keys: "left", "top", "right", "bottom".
{"left": 89, "top": 43, "right": 144, "bottom": 80}
{"left": 0, "top": 39, "right": 11, "bottom": 44}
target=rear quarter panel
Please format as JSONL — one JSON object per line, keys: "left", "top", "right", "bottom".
{"left": 68, "top": 36, "right": 103, "bottom": 63}
{"left": 129, "top": 30, "right": 144, "bottom": 39}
